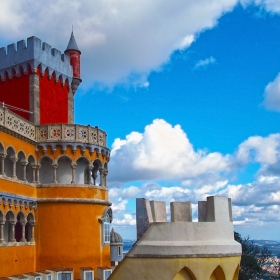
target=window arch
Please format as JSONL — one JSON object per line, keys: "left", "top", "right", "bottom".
{"left": 210, "top": 265, "right": 226, "bottom": 280}
{"left": 4, "top": 210, "right": 15, "bottom": 242}
{"left": 25, "top": 212, "right": 35, "bottom": 242}
{"left": 173, "top": 267, "right": 196, "bottom": 280}
{"left": 5, "top": 146, "right": 16, "bottom": 178}
{"left": 100, "top": 207, "right": 112, "bottom": 245}
{"left": 16, "top": 151, "right": 26, "bottom": 180}
{"left": 15, "top": 211, "right": 25, "bottom": 242}
{"left": 39, "top": 156, "right": 53, "bottom": 184}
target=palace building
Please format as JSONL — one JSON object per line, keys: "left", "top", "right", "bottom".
{"left": 0, "top": 33, "right": 113, "bottom": 280}
{"left": 0, "top": 33, "right": 241, "bottom": 280}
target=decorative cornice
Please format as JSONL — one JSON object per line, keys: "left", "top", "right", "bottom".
{"left": 0, "top": 191, "right": 37, "bottom": 210}
{"left": 37, "top": 198, "right": 111, "bottom": 206}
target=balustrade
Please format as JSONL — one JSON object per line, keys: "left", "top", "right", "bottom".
{"left": 0, "top": 106, "right": 107, "bottom": 147}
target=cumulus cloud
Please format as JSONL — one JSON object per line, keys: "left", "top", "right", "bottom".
{"left": 263, "top": 74, "right": 280, "bottom": 111}
{"left": 108, "top": 121, "right": 280, "bottom": 234}
{"left": 0, "top": 0, "right": 239, "bottom": 87}
{"left": 194, "top": 56, "right": 216, "bottom": 70}
{"left": 236, "top": 133, "right": 280, "bottom": 165}
{"left": 109, "top": 119, "right": 231, "bottom": 184}
{"left": 112, "top": 214, "right": 136, "bottom": 226}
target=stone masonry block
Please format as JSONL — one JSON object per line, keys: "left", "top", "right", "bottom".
{"left": 170, "top": 202, "right": 192, "bottom": 222}
{"left": 206, "top": 196, "right": 232, "bottom": 223}
{"left": 150, "top": 201, "right": 167, "bottom": 222}
{"left": 136, "top": 198, "right": 153, "bottom": 240}
{"left": 198, "top": 201, "right": 207, "bottom": 222}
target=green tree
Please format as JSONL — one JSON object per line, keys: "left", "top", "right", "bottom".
{"left": 234, "top": 232, "right": 272, "bottom": 280}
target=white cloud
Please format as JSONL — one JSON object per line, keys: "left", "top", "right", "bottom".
{"left": 241, "top": 0, "right": 280, "bottom": 13}
{"left": 111, "top": 198, "right": 128, "bottom": 212}
{"left": 108, "top": 124, "right": 280, "bottom": 236}
{"left": 0, "top": 0, "right": 239, "bottom": 87}
{"left": 112, "top": 214, "right": 136, "bottom": 226}
{"left": 236, "top": 134, "right": 280, "bottom": 165}
{"left": 263, "top": 73, "right": 280, "bottom": 111}
{"left": 109, "top": 119, "right": 231, "bottom": 184}
{"left": 194, "top": 56, "right": 216, "bottom": 70}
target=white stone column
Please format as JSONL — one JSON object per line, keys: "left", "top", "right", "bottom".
{"left": 20, "top": 219, "right": 27, "bottom": 242}
{"left": 92, "top": 170, "right": 98, "bottom": 185}
{"left": 0, "top": 220, "right": 5, "bottom": 243}
{"left": 52, "top": 163, "right": 58, "bottom": 183}
{"left": 99, "top": 168, "right": 104, "bottom": 186}
{"left": 10, "top": 221, "right": 16, "bottom": 242}
{"left": 21, "top": 161, "right": 28, "bottom": 181}
{"left": 88, "top": 164, "right": 93, "bottom": 184}
{"left": 30, "top": 221, "right": 35, "bottom": 243}
{"left": 104, "top": 169, "right": 108, "bottom": 187}
{"left": 71, "top": 163, "right": 77, "bottom": 184}
{"left": 11, "top": 156, "right": 18, "bottom": 179}
{"left": 0, "top": 153, "right": 6, "bottom": 175}
{"left": 31, "top": 165, "right": 37, "bottom": 183}
{"left": 36, "top": 165, "right": 41, "bottom": 184}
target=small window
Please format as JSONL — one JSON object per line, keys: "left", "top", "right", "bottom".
{"left": 58, "top": 272, "right": 71, "bottom": 280}
{"left": 103, "top": 213, "right": 110, "bottom": 244}
{"left": 85, "top": 271, "right": 93, "bottom": 280}
{"left": 104, "top": 270, "right": 111, "bottom": 280}
{"left": 47, "top": 275, "right": 52, "bottom": 280}
{"left": 118, "top": 246, "right": 121, "bottom": 256}
{"left": 35, "top": 277, "right": 41, "bottom": 280}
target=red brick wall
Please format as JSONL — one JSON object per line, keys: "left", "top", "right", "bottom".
{"left": 0, "top": 72, "right": 30, "bottom": 121}
{"left": 39, "top": 72, "right": 69, "bottom": 125}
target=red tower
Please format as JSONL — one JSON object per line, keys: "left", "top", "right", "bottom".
{"left": 0, "top": 32, "right": 81, "bottom": 125}
{"left": 65, "top": 32, "right": 82, "bottom": 95}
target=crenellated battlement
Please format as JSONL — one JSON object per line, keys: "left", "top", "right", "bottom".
{"left": 136, "top": 196, "right": 233, "bottom": 240}
{"left": 132, "top": 196, "right": 241, "bottom": 259}
{"left": 0, "top": 36, "right": 73, "bottom": 84}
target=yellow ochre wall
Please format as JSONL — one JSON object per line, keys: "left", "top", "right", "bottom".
{"left": 0, "top": 245, "right": 36, "bottom": 276}
{"left": 0, "top": 131, "right": 111, "bottom": 278}
{"left": 109, "top": 256, "right": 241, "bottom": 280}
{"left": 0, "top": 132, "right": 36, "bottom": 160}
{"left": 0, "top": 195, "right": 37, "bottom": 277}
{"left": 36, "top": 202, "right": 110, "bottom": 279}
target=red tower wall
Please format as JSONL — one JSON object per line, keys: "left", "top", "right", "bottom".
{"left": 66, "top": 50, "right": 81, "bottom": 78}
{"left": 0, "top": 73, "right": 30, "bottom": 121}
{"left": 39, "top": 72, "right": 69, "bottom": 125}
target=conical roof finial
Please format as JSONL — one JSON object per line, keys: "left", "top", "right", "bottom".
{"left": 65, "top": 31, "right": 81, "bottom": 54}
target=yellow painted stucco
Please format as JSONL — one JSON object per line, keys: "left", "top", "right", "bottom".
{"left": 109, "top": 256, "right": 241, "bottom": 280}
{"left": 0, "top": 245, "right": 36, "bottom": 277}
{"left": 0, "top": 130, "right": 111, "bottom": 278}
{"left": 36, "top": 202, "right": 110, "bottom": 279}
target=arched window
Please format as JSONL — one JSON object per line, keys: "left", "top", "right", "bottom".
{"left": 104, "top": 213, "right": 110, "bottom": 244}
{"left": 100, "top": 207, "right": 112, "bottom": 246}
{"left": 25, "top": 212, "right": 35, "bottom": 242}
{"left": 15, "top": 212, "right": 25, "bottom": 242}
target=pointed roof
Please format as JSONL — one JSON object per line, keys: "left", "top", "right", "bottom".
{"left": 65, "top": 32, "right": 81, "bottom": 54}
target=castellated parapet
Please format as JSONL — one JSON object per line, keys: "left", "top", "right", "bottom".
{"left": 109, "top": 196, "right": 241, "bottom": 280}
{"left": 132, "top": 196, "right": 241, "bottom": 258}
{"left": 0, "top": 37, "right": 72, "bottom": 84}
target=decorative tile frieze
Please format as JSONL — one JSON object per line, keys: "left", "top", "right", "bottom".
{"left": 0, "top": 107, "right": 108, "bottom": 149}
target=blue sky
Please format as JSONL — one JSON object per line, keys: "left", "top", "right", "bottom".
{"left": 1, "top": 1, "right": 280, "bottom": 240}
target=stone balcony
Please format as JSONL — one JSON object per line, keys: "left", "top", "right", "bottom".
{"left": 0, "top": 106, "right": 110, "bottom": 157}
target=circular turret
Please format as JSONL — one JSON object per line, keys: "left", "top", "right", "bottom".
{"left": 65, "top": 32, "right": 82, "bottom": 94}
{"left": 110, "top": 228, "right": 123, "bottom": 244}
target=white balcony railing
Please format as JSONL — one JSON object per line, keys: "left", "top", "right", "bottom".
{"left": 0, "top": 107, "right": 106, "bottom": 147}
